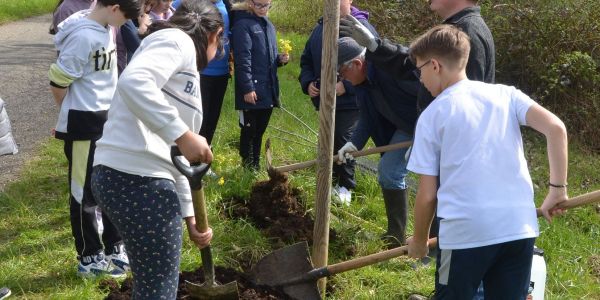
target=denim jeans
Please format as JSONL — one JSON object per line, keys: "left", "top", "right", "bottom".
{"left": 377, "top": 130, "right": 411, "bottom": 189}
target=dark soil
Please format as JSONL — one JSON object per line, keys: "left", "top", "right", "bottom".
{"left": 100, "top": 265, "right": 290, "bottom": 299}
{"left": 222, "top": 169, "right": 336, "bottom": 247}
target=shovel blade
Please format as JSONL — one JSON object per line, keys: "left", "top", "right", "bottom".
{"left": 186, "top": 280, "right": 239, "bottom": 300}
{"left": 250, "top": 242, "right": 321, "bottom": 300}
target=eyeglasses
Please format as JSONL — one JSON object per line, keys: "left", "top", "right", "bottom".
{"left": 252, "top": 0, "right": 272, "bottom": 10}
{"left": 412, "top": 59, "right": 432, "bottom": 79}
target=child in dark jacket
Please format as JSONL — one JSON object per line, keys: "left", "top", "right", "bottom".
{"left": 231, "top": 0, "right": 288, "bottom": 169}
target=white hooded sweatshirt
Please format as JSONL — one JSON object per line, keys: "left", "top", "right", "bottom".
{"left": 94, "top": 28, "right": 203, "bottom": 218}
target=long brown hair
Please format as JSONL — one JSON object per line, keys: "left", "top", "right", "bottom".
{"left": 146, "top": 0, "right": 224, "bottom": 70}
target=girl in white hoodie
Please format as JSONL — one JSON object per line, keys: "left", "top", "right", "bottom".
{"left": 91, "top": 0, "right": 223, "bottom": 298}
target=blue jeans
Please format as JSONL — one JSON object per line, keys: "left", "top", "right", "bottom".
{"left": 377, "top": 130, "right": 411, "bottom": 189}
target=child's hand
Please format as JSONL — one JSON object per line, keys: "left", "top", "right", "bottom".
{"left": 185, "top": 217, "right": 213, "bottom": 249}
{"left": 407, "top": 236, "right": 429, "bottom": 259}
{"left": 244, "top": 91, "right": 257, "bottom": 104}
{"left": 279, "top": 53, "right": 290, "bottom": 64}
{"left": 175, "top": 131, "right": 213, "bottom": 164}
{"left": 308, "top": 81, "right": 320, "bottom": 97}
{"left": 539, "top": 187, "right": 568, "bottom": 222}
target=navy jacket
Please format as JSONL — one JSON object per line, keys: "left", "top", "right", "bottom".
{"left": 350, "top": 39, "right": 419, "bottom": 148}
{"left": 231, "top": 10, "right": 282, "bottom": 110}
{"left": 299, "top": 9, "right": 378, "bottom": 110}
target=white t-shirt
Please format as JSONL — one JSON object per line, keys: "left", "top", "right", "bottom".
{"left": 407, "top": 79, "right": 539, "bottom": 249}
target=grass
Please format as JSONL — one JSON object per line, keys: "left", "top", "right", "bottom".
{"left": 0, "top": 0, "right": 57, "bottom": 24}
{"left": 1, "top": 3, "right": 599, "bottom": 299}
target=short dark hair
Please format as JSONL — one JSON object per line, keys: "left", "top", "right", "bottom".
{"left": 409, "top": 24, "right": 470, "bottom": 70}
{"left": 97, "top": 0, "right": 141, "bottom": 20}
{"left": 147, "top": 0, "right": 224, "bottom": 70}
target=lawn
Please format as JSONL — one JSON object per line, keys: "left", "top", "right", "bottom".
{"left": 0, "top": 2, "right": 599, "bottom": 299}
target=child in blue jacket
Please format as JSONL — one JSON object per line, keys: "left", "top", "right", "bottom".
{"left": 231, "top": 0, "right": 288, "bottom": 169}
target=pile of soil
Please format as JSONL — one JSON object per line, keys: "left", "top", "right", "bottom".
{"left": 224, "top": 169, "right": 335, "bottom": 246}
{"left": 100, "top": 265, "right": 290, "bottom": 299}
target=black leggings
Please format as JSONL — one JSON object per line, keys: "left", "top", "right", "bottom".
{"left": 238, "top": 108, "right": 273, "bottom": 169}
{"left": 199, "top": 74, "right": 229, "bottom": 145}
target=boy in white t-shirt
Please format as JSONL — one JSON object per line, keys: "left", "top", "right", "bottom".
{"left": 406, "top": 25, "right": 568, "bottom": 299}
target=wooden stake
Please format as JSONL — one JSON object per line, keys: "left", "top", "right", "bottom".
{"left": 313, "top": 0, "right": 340, "bottom": 296}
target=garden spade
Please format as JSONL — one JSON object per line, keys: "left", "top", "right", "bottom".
{"left": 171, "top": 147, "right": 239, "bottom": 300}
{"left": 250, "top": 238, "right": 437, "bottom": 300}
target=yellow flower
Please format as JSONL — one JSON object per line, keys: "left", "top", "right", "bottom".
{"left": 218, "top": 177, "right": 225, "bottom": 186}
{"left": 279, "top": 39, "right": 292, "bottom": 55}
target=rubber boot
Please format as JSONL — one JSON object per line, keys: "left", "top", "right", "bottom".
{"left": 381, "top": 188, "right": 408, "bottom": 248}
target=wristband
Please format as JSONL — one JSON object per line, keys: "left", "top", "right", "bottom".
{"left": 548, "top": 182, "right": 568, "bottom": 188}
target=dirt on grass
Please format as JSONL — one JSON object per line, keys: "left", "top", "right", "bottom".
{"left": 223, "top": 169, "right": 336, "bottom": 247}
{"left": 100, "top": 265, "right": 290, "bottom": 299}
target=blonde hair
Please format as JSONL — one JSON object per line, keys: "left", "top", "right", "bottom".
{"left": 409, "top": 24, "right": 471, "bottom": 70}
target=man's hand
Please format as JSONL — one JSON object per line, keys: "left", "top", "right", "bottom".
{"left": 335, "top": 81, "right": 346, "bottom": 96}
{"left": 243, "top": 91, "right": 257, "bottom": 104}
{"left": 407, "top": 236, "right": 429, "bottom": 259}
{"left": 337, "top": 142, "right": 358, "bottom": 164}
{"left": 339, "top": 15, "right": 378, "bottom": 52}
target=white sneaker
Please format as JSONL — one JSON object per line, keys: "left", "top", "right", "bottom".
{"left": 106, "top": 244, "right": 130, "bottom": 273}
{"left": 332, "top": 185, "right": 352, "bottom": 206}
{"left": 77, "top": 252, "right": 125, "bottom": 278}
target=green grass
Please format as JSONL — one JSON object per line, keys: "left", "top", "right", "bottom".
{"left": 1, "top": 18, "right": 599, "bottom": 300}
{"left": 0, "top": 0, "right": 57, "bottom": 24}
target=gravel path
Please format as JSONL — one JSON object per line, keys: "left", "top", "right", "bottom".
{"left": 0, "top": 14, "right": 58, "bottom": 191}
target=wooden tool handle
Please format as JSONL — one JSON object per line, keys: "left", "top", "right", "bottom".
{"left": 191, "top": 188, "right": 210, "bottom": 233}
{"left": 536, "top": 189, "right": 600, "bottom": 217}
{"left": 274, "top": 141, "right": 413, "bottom": 173}
{"left": 326, "top": 237, "right": 436, "bottom": 275}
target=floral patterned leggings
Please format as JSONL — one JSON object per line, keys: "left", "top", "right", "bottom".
{"left": 92, "top": 165, "right": 183, "bottom": 299}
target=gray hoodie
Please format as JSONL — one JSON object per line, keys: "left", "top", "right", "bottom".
{"left": 51, "top": 10, "right": 117, "bottom": 140}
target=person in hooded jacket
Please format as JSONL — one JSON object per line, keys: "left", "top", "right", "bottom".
{"left": 48, "top": 0, "right": 140, "bottom": 278}
{"left": 231, "top": 0, "right": 289, "bottom": 169}
{"left": 298, "top": 0, "right": 377, "bottom": 205}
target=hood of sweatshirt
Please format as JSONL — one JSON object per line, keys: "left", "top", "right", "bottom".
{"left": 54, "top": 9, "right": 109, "bottom": 50}
{"left": 350, "top": 6, "right": 369, "bottom": 20}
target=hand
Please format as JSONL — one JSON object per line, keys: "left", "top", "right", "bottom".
{"left": 243, "top": 91, "right": 257, "bottom": 104}
{"left": 407, "top": 236, "right": 429, "bottom": 259}
{"left": 538, "top": 187, "right": 568, "bottom": 222}
{"left": 308, "top": 81, "right": 320, "bottom": 97}
{"left": 279, "top": 53, "right": 290, "bottom": 64}
{"left": 138, "top": 13, "right": 151, "bottom": 34}
{"left": 175, "top": 131, "right": 213, "bottom": 164}
{"left": 335, "top": 81, "right": 346, "bottom": 96}
{"left": 185, "top": 217, "right": 213, "bottom": 249}
{"left": 337, "top": 142, "right": 358, "bottom": 164}
{"left": 339, "top": 15, "right": 378, "bottom": 52}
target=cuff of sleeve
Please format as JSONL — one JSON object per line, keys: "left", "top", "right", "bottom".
{"left": 175, "top": 176, "right": 195, "bottom": 218}
{"left": 155, "top": 117, "right": 189, "bottom": 143}
{"left": 367, "top": 38, "right": 380, "bottom": 52}
{"left": 179, "top": 197, "right": 194, "bottom": 218}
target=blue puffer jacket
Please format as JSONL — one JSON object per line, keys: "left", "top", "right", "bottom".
{"left": 231, "top": 10, "right": 282, "bottom": 110}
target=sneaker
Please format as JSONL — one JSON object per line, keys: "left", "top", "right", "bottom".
{"left": 78, "top": 252, "right": 125, "bottom": 278}
{"left": 0, "top": 287, "right": 11, "bottom": 300}
{"left": 407, "top": 294, "right": 428, "bottom": 300}
{"left": 332, "top": 185, "right": 352, "bottom": 206}
{"left": 106, "top": 244, "right": 130, "bottom": 273}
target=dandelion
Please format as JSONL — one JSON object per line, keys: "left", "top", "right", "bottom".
{"left": 279, "top": 39, "right": 292, "bottom": 55}
{"left": 218, "top": 177, "right": 225, "bottom": 186}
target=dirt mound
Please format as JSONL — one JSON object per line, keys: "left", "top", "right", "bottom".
{"left": 224, "top": 169, "right": 335, "bottom": 247}
{"left": 100, "top": 266, "right": 290, "bottom": 299}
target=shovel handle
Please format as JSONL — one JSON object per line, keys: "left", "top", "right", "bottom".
{"left": 325, "top": 237, "right": 437, "bottom": 276}
{"left": 274, "top": 141, "right": 413, "bottom": 173}
{"left": 536, "top": 189, "right": 600, "bottom": 217}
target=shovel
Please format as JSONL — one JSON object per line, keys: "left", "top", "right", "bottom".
{"left": 265, "top": 140, "right": 413, "bottom": 174}
{"left": 250, "top": 188, "right": 600, "bottom": 299}
{"left": 250, "top": 237, "right": 437, "bottom": 300}
{"left": 170, "top": 146, "right": 239, "bottom": 300}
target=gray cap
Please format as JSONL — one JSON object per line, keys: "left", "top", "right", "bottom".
{"left": 337, "top": 37, "right": 365, "bottom": 69}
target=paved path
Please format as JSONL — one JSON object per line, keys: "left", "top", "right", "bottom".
{"left": 0, "top": 14, "right": 58, "bottom": 190}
